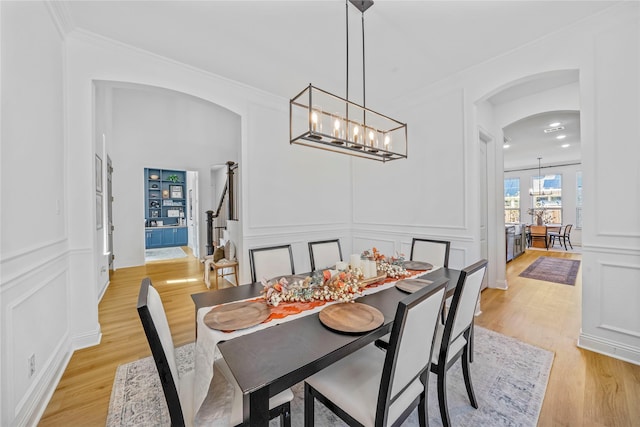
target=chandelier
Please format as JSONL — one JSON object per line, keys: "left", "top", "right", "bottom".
{"left": 289, "top": 0, "right": 407, "bottom": 162}
{"left": 529, "top": 157, "right": 551, "bottom": 197}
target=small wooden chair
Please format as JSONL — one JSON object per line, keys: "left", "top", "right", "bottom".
{"left": 204, "top": 241, "right": 238, "bottom": 288}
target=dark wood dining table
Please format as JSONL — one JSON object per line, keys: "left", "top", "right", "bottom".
{"left": 191, "top": 267, "right": 461, "bottom": 426}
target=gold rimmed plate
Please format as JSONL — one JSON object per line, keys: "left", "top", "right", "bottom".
{"left": 395, "top": 278, "right": 434, "bottom": 294}
{"left": 403, "top": 261, "right": 433, "bottom": 271}
{"left": 319, "top": 303, "right": 384, "bottom": 334}
{"left": 204, "top": 301, "right": 271, "bottom": 331}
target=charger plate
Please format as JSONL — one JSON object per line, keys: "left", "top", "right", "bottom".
{"left": 395, "top": 278, "right": 434, "bottom": 293}
{"left": 319, "top": 303, "right": 384, "bottom": 334}
{"left": 403, "top": 261, "right": 433, "bottom": 271}
{"left": 204, "top": 301, "right": 270, "bottom": 331}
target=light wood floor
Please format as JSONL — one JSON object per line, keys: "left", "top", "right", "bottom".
{"left": 39, "top": 249, "right": 640, "bottom": 426}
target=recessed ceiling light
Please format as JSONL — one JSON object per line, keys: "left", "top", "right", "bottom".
{"left": 556, "top": 134, "right": 567, "bottom": 140}
{"left": 561, "top": 143, "right": 570, "bottom": 148}
{"left": 544, "top": 126, "right": 565, "bottom": 133}
{"left": 549, "top": 122, "right": 561, "bottom": 127}
{"left": 503, "top": 144, "right": 510, "bottom": 149}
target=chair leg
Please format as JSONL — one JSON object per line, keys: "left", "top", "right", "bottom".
{"left": 204, "top": 260, "right": 212, "bottom": 289}
{"left": 461, "top": 345, "right": 478, "bottom": 409}
{"left": 233, "top": 264, "right": 239, "bottom": 286}
{"left": 280, "top": 402, "right": 291, "bottom": 427}
{"left": 469, "top": 323, "right": 475, "bottom": 363}
{"left": 567, "top": 236, "right": 573, "bottom": 250}
{"left": 436, "top": 366, "right": 452, "bottom": 427}
{"left": 213, "top": 267, "right": 218, "bottom": 289}
{"left": 418, "top": 391, "right": 428, "bottom": 427}
{"left": 304, "top": 382, "right": 315, "bottom": 427}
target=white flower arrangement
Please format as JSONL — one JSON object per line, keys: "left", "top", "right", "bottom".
{"left": 261, "top": 269, "right": 364, "bottom": 307}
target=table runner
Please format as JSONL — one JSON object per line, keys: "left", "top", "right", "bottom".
{"left": 193, "top": 268, "right": 436, "bottom": 418}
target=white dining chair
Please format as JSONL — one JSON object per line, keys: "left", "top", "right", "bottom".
{"left": 410, "top": 238, "right": 450, "bottom": 267}
{"left": 430, "top": 259, "right": 487, "bottom": 427}
{"left": 304, "top": 277, "right": 448, "bottom": 427}
{"left": 137, "top": 278, "right": 293, "bottom": 426}
{"left": 308, "top": 239, "right": 343, "bottom": 271}
{"left": 248, "top": 244, "right": 295, "bottom": 283}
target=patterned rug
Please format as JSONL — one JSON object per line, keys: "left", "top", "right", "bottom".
{"left": 519, "top": 256, "right": 581, "bottom": 286}
{"left": 144, "top": 247, "right": 187, "bottom": 262}
{"left": 107, "top": 327, "right": 554, "bottom": 426}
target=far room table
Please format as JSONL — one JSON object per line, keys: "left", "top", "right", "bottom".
{"left": 191, "top": 268, "right": 461, "bottom": 426}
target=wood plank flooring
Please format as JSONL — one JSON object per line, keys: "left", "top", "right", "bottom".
{"left": 39, "top": 249, "right": 640, "bottom": 426}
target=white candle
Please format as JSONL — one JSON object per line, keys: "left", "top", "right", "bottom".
{"left": 350, "top": 254, "right": 361, "bottom": 271}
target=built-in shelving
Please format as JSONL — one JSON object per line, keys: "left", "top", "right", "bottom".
{"left": 144, "top": 168, "right": 188, "bottom": 248}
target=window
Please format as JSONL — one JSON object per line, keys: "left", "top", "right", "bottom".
{"left": 531, "top": 173, "right": 562, "bottom": 224}
{"left": 504, "top": 177, "right": 520, "bottom": 223}
{"left": 576, "top": 171, "right": 582, "bottom": 229}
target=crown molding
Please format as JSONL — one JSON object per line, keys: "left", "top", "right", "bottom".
{"left": 45, "top": 0, "right": 75, "bottom": 38}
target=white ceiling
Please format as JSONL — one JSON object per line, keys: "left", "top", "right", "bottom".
{"left": 503, "top": 110, "right": 581, "bottom": 170}
{"left": 64, "top": 0, "right": 609, "bottom": 164}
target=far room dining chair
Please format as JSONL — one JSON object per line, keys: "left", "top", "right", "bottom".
{"left": 430, "top": 259, "right": 488, "bottom": 427}
{"left": 548, "top": 224, "right": 573, "bottom": 250}
{"left": 249, "top": 244, "right": 295, "bottom": 283}
{"left": 308, "top": 239, "right": 343, "bottom": 271}
{"left": 528, "top": 225, "right": 548, "bottom": 249}
{"left": 410, "top": 238, "right": 450, "bottom": 268}
{"left": 137, "top": 278, "right": 293, "bottom": 427}
{"left": 304, "top": 277, "right": 448, "bottom": 427}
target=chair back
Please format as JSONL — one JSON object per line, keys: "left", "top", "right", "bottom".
{"left": 376, "top": 277, "right": 448, "bottom": 424}
{"left": 249, "top": 244, "right": 295, "bottom": 283}
{"left": 308, "top": 239, "right": 343, "bottom": 271}
{"left": 530, "top": 225, "right": 547, "bottom": 236}
{"left": 564, "top": 224, "right": 573, "bottom": 237}
{"left": 443, "top": 260, "right": 488, "bottom": 351}
{"left": 410, "top": 238, "right": 450, "bottom": 268}
{"left": 137, "top": 278, "right": 185, "bottom": 426}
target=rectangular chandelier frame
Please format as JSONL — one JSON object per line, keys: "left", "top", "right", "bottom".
{"left": 290, "top": 84, "right": 408, "bottom": 162}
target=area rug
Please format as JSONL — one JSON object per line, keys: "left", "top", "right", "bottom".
{"left": 144, "top": 247, "right": 187, "bottom": 262}
{"left": 519, "top": 256, "right": 580, "bottom": 286}
{"left": 107, "top": 327, "right": 554, "bottom": 427}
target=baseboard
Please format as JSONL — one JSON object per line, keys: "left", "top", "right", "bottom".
{"left": 578, "top": 332, "right": 640, "bottom": 366}
{"left": 14, "top": 339, "right": 73, "bottom": 427}
{"left": 492, "top": 279, "right": 508, "bottom": 290}
{"left": 72, "top": 327, "right": 102, "bottom": 350}
{"left": 18, "top": 328, "right": 102, "bottom": 426}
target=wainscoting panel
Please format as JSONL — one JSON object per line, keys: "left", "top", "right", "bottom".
{"left": 1, "top": 252, "right": 71, "bottom": 427}
{"left": 579, "top": 249, "right": 640, "bottom": 365}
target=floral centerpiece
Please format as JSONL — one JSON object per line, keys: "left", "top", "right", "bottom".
{"left": 361, "top": 247, "right": 411, "bottom": 279}
{"left": 262, "top": 269, "right": 364, "bottom": 306}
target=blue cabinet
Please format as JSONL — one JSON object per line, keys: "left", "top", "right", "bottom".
{"left": 145, "top": 229, "right": 163, "bottom": 248}
{"left": 146, "top": 227, "right": 187, "bottom": 248}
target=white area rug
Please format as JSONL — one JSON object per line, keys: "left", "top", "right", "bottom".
{"left": 144, "top": 247, "right": 187, "bottom": 262}
{"left": 107, "top": 327, "right": 554, "bottom": 426}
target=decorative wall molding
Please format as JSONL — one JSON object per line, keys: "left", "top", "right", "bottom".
{"left": 581, "top": 244, "right": 640, "bottom": 256}
{"left": 1, "top": 243, "right": 69, "bottom": 291}
{"left": 45, "top": 0, "right": 74, "bottom": 38}
{"left": 578, "top": 332, "right": 640, "bottom": 366}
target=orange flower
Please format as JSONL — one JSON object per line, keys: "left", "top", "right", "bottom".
{"left": 323, "top": 270, "right": 332, "bottom": 282}
{"left": 273, "top": 283, "right": 283, "bottom": 292}
{"left": 339, "top": 272, "right": 346, "bottom": 280}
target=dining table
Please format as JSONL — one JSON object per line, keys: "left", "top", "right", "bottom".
{"left": 191, "top": 267, "right": 461, "bottom": 426}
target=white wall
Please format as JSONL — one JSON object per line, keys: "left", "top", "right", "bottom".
{"left": 104, "top": 83, "right": 240, "bottom": 267}
{"left": 0, "top": 2, "right": 83, "bottom": 426}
